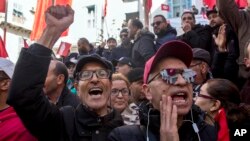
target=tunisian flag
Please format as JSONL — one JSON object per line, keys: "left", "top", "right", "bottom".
{"left": 57, "top": 41, "right": 71, "bottom": 57}
{"left": 30, "top": 0, "right": 72, "bottom": 41}
{"left": 0, "top": 36, "right": 8, "bottom": 58}
{"left": 0, "top": 0, "right": 6, "bottom": 13}
{"left": 103, "top": 0, "right": 107, "bottom": 17}
{"left": 161, "top": 4, "right": 170, "bottom": 11}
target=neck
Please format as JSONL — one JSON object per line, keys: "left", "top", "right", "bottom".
{"left": 94, "top": 106, "right": 109, "bottom": 117}
{"left": 0, "top": 91, "right": 9, "bottom": 110}
{"left": 47, "top": 86, "right": 64, "bottom": 104}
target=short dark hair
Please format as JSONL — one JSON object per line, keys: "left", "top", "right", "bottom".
{"left": 78, "top": 37, "right": 89, "bottom": 45}
{"left": 130, "top": 19, "right": 143, "bottom": 29}
{"left": 153, "top": 14, "right": 167, "bottom": 22}
{"left": 107, "top": 37, "right": 117, "bottom": 43}
{"left": 53, "top": 61, "right": 69, "bottom": 85}
{"left": 181, "top": 11, "right": 195, "bottom": 21}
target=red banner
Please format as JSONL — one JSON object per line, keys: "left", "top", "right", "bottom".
{"left": 30, "top": 0, "right": 72, "bottom": 41}
{"left": 0, "top": 0, "right": 5, "bottom": 13}
{"left": 57, "top": 41, "right": 72, "bottom": 57}
{"left": 0, "top": 36, "right": 8, "bottom": 58}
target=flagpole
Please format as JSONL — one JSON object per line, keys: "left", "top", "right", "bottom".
{"left": 3, "top": 0, "right": 8, "bottom": 47}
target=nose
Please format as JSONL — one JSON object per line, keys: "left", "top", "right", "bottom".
{"left": 90, "top": 72, "right": 99, "bottom": 82}
{"left": 117, "top": 91, "right": 123, "bottom": 98}
{"left": 174, "top": 74, "right": 187, "bottom": 86}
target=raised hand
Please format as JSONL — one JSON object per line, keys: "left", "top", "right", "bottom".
{"left": 213, "top": 24, "right": 227, "bottom": 52}
{"left": 37, "top": 5, "right": 74, "bottom": 49}
{"left": 45, "top": 5, "right": 74, "bottom": 33}
{"left": 160, "top": 95, "right": 179, "bottom": 141}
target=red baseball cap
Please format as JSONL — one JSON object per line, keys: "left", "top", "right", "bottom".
{"left": 143, "top": 40, "right": 193, "bottom": 84}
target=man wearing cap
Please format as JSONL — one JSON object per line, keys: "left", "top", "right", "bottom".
{"left": 116, "top": 57, "right": 135, "bottom": 76}
{"left": 190, "top": 48, "right": 213, "bottom": 97}
{"left": 7, "top": 5, "right": 123, "bottom": 141}
{"left": 108, "top": 41, "right": 216, "bottom": 141}
{"left": 64, "top": 53, "right": 78, "bottom": 94}
{"left": 0, "top": 58, "right": 37, "bottom": 141}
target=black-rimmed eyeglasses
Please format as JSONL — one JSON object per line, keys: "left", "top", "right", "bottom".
{"left": 111, "top": 88, "right": 129, "bottom": 96}
{"left": 77, "top": 69, "right": 111, "bottom": 81}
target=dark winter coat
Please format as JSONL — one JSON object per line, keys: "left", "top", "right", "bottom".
{"left": 178, "top": 24, "right": 212, "bottom": 51}
{"left": 108, "top": 101, "right": 217, "bottom": 141}
{"left": 155, "top": 25, "right": 177, "bottom": 50}
{"left": 7, "top": 44, "right": 124, "bottom": 141}
{"left": 131, "top": 30, "right": 156, "bottom": 68}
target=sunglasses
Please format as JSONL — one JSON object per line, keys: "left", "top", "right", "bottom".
{"left": 148, "top": 68, "right": 196, "bottom": 84}
{"left": 151, "top": 21, "right": 163, "bottom": 27}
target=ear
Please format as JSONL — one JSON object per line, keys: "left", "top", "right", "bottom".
{"left": 0, "top": 79, "right": 10, "bottom": 91}
{"left": 209, "top": 100, "right": 221, "bottom": 112}
{"left": 244, "top": 57, "right": 250, "bottom": 68}
{"left": 74, "top": 82, "right": 79, "bottom": 92}
{"left": 57, "top": 74, "right": 65, "bottom": 85}
{"left": 142, "top": 84, "right": 152, "bottom": 101}
{"left": 200, "top": 62, "right": 208, "bottom": 74}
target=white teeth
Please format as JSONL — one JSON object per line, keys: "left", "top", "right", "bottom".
{"left": 173, "top": 99, "right": 186, "bottom": 103}
{"left": 176, "top": 93, "right": 185, "bottom": 96}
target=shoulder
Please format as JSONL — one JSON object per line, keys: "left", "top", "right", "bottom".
{"left": 108, "top": 125, "right": 145, "bottom": 141}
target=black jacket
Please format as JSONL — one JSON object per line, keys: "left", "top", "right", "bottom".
{"left": 178, "top": 24, "right": 212, "bottom": 51}
{"left": 131, "top": 30, "right": 156, "bottom": 68}
{"left": 56, "top": 86, "right": 80, "bottom": 108}
{"left": 108, "top": 102, "right": 217, "bottom": 141}
{"left": 155, "top": 25, "right": 177, "bottom": 50}
{"left": 7, "top": 44, "right": 124, "bottom": 141}
{"left": 210, "top": 25, "right": 239, "bottom": 86}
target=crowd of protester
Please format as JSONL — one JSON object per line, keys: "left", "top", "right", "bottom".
{"left": 1, "top": 0, "right": 250, "bottom": 141}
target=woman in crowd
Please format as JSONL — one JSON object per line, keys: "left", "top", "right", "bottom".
{"left": 194, "top": 78, "right": 250, "bottom": 141}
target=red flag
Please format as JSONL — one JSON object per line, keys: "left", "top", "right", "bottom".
{"left": 235, "top": 0, "right": 247, "bottom": 8}
{"left": 145, "top": 0, "right": 152, "bottom": 14}
{"left": 203, "top": 0, "right": 216, "bottom": 9}
{"left": 23, "top": 39, "right": 29, "bottom": 48}
{"left": 103, "top": 0, "right": 107, "bottom": 17}
{"left": 161, "top": 4, "right": 169, "bottom": 11}
{"left": 204, "top": 0, "right": 247, "bottom": 9}
{"left": 0, "top": 36, "right": 8, "bottom": 58}
{"left": 0, "top": 0, "right": 6, "bottom": 13}
{"left": 30, "top": 0, "right": 72, "bottom": 41}
{"left": 57, "top": 41, "right": 71, "bottom": 57}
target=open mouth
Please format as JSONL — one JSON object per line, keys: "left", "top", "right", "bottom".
{"left": 88, "top": 87, "right": 103, "bottom": 95}
{"left": 171, "top": 92, "right": 188, "bottom": 104}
